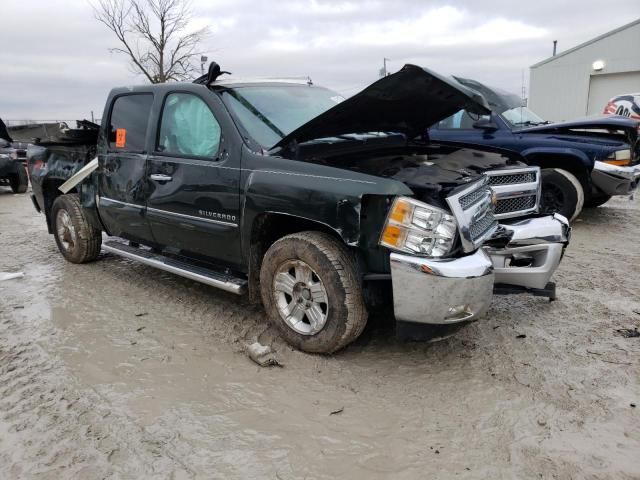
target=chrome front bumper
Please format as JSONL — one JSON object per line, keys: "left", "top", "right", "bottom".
{"left": 390, "top": 249, "right": 495, "bottom": 325}
{"left": 389, "top": 214, "right": 570, "bottom": 325}
{"left": 591, "top": 161, "right": 640, "bottom": 197}
{"left": 484, "top": 214, "right": 570, "bottom": 290}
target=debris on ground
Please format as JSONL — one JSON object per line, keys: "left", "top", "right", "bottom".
{"left": 329, "top": 407, "right": 344, "bottom": 416}
{"left": 516, "top": 334, "right": 527, "bottom": 339}
{"left": 0, "top": 271, "right": 24, "bottom": 281}
{"left": 616, "top": 328, "right": 640, "bottom": 338}
{"left": 246, "top": 342, "right": 283, "bottom": 367}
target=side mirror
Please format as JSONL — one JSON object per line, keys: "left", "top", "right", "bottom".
{"left": 472, "top": 117, "right": 498, "bottom": 131}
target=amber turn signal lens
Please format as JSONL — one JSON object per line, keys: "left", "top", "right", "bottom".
{"left": 389, "top": 198, "right": 412, "bottom": 224}
{"left": 381, "top": 224, "right": 404, "bottom": 247}
{"left": 604, "top": 159, "right": 631, "bottom": 166}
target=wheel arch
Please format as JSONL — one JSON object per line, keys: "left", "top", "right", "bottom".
{"left": 522, "top": 149, "right": 592, "bottom": 191}
{"left": 246, "top": 212, "right": 354, "bottom": 304}
{"left": 42, "top": 179, "right": 76, "bottom": 233}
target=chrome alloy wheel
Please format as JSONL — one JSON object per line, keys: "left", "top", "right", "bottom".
{"left": 273, "top": 259, "right": 329, "bottom": 335}
{"left": 56, "top": 209, "right": 77, "bottom": 252}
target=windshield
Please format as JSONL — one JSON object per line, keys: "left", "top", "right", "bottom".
{"left": 220, "top": 85, "right": 344, "bottom": 148}
{"left": 482, "top": 87, "right": 548, "bottom": 127}
{"left": 501, "top": 106, "right": 546, "bottom": 127}
{"left": 453, "top": 77, "right": 549, "bottom": 128}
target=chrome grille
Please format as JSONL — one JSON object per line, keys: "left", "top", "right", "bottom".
{"left": 487, "top": 171, "right": 536, "bottom": 186}
{"left": 459, "top": 187, "right": 490, "bottom": 210}
{"left": 495, "top": 195, "right": 537, "bottom": 215}
{"left": 446, "top": 177, "right": 499, "bottom": 253}
{"left": 469, "top": 210, "right": 497, "bottom": 241}
{"left": 485, "top": 167, "right": 541, "bottom": 220}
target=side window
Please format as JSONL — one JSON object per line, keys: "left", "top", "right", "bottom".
{"left": 436, "top": 109, "right": 489, "bottom": 129}
{"left": 157, "top": 93, "right": 221, "bottom": 158}
{"left": 109, "top": 94, "right": 153, "bottom": 152}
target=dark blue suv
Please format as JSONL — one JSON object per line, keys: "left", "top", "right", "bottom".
{"left": 429, "top": 77, "right": 640, "bottom": 220}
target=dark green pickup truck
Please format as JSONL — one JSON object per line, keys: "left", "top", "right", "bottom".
{"left": 28, "top": 64, "right": 570, "bottom": 353}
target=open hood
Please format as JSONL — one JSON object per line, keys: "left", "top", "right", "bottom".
{"left": 271, "top": 64, "right": 490, "bottom": 151}
{"left": 516, "top": 115, "right": 640, "bottom": 134}
{"left": 518, "top": 116, "right": 639, "bottom": 154}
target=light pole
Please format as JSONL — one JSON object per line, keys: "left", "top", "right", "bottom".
{"left": 200, "top": 55, "right": 208, "bottom": 75}
{"left": 379, "top": 58, "right": 390, "bottom": 77}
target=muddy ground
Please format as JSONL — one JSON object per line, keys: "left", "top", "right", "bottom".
{"left": 0, "top": 188, "right": 639, "bottom": 480}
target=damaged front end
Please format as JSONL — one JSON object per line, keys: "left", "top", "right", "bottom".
{"left": 389, "top": 169, "right": 570, "bottom": 327}
{"left": 486, "top": 214, "right": 570, "bottom": 300}
{"left": 484, "top": 166, "right": 570, "bottom": 298}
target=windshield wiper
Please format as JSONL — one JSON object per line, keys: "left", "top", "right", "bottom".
{"left": 298, "top": 132, "right": 403, "bottom": 147}
{"left": 225, "top": 90, "right": 286, "bottom": 139}
{"left": 512, "top": 120, "right": 550, "bottom": 127}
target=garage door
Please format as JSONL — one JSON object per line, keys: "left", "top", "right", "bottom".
{"left": 587, "top": 71, "right": 640, "bottom": 115}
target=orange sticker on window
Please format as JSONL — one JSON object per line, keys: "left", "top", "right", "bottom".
{"left": 115, "top": 128, "right": 126, "bottom": 148}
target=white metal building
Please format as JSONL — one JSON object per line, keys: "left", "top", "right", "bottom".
{"left": 529, "top": 18, "right": 640, "bottom": 122}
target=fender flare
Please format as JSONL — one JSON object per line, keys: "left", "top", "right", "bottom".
{"left": 520, "top": 147, "right": 594, "bottom": 171}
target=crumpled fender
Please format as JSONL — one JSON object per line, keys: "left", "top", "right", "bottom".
{"left": 240, "top": 151, "right": 411, "bottom": 254}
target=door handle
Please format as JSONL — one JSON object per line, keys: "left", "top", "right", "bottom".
{"left": 150, "top": 174, "right": 173, "bottom": 182}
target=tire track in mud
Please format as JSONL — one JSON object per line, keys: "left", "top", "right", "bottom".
{"left": 0, "top": 282, "right": 199, "bottom": 479}
{"left": 0, "top": 192, "right": 195, "bottom": 479}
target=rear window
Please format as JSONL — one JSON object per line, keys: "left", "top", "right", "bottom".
{"left": 108, "top": 94, "right": 153, "bottom": 152}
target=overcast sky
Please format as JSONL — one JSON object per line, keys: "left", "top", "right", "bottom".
{"left": 1, "top": 0, "right": 638, "bottom": 122}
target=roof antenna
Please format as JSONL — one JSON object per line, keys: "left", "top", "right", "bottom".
{"left": 207, "top": 62, "right": 231, "bottom": 84}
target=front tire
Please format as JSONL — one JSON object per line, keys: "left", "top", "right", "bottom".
{"left": 51, "top": 194, "right": 102, "bottom": 264}
{"left": 540, "top": 168, "right": 584, "bottom": 221}
{"left": 10, "top": 165, "right": 28, "bottom": 193}
{"left": 260, "top": 231, "right": 368, "bottom": 354}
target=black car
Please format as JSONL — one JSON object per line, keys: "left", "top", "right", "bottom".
{"left": 0, "top": 118, "right": 28, "bottom": 193}
{"left": 28, "top": 64, "right": 569, "bottom": 353}
{"left": 429, "top": 77, "right": 640, "bottom": 220}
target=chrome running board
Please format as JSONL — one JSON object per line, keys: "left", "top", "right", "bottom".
{"left": 102, "top": 238, "right": 247, "bottom": 295}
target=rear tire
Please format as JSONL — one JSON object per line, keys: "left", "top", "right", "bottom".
{"left": 260, "top": 231, "right": 367, "bottom": 354}
{"left": 10, "top": 165, "right": 28, "bottom": 193}
{"left": 51, "top": 194, "right": 102, "bottom": 264}
{"left": 540, "top": 168, "right": 584, "bottom": 221}
{"left": 584, "top": 193, "right": 612, "bottom": 208}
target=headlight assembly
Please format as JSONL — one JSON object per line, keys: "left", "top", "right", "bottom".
{"left": 380, "top": 197, "right": 457, "bottom": 257}
{"left": 604, "top": 149, "right": 631, "bottom": 166}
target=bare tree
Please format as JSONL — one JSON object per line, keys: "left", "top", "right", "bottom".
{"left": 93, "top": 0, "right": 208, "bottom": 83}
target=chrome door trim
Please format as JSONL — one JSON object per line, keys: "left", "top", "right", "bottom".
{"left": 98, "top": 196, "right": 238, "bottom": 227}
{"left": 146, "top": 206, "right": 238, "bottom": 227}
{"left": 98, "top": 196, "right": 145, "bottom": 211}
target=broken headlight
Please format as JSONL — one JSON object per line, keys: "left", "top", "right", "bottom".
{"left": 380, "top": 197, "right": 457, "bottom": 257}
